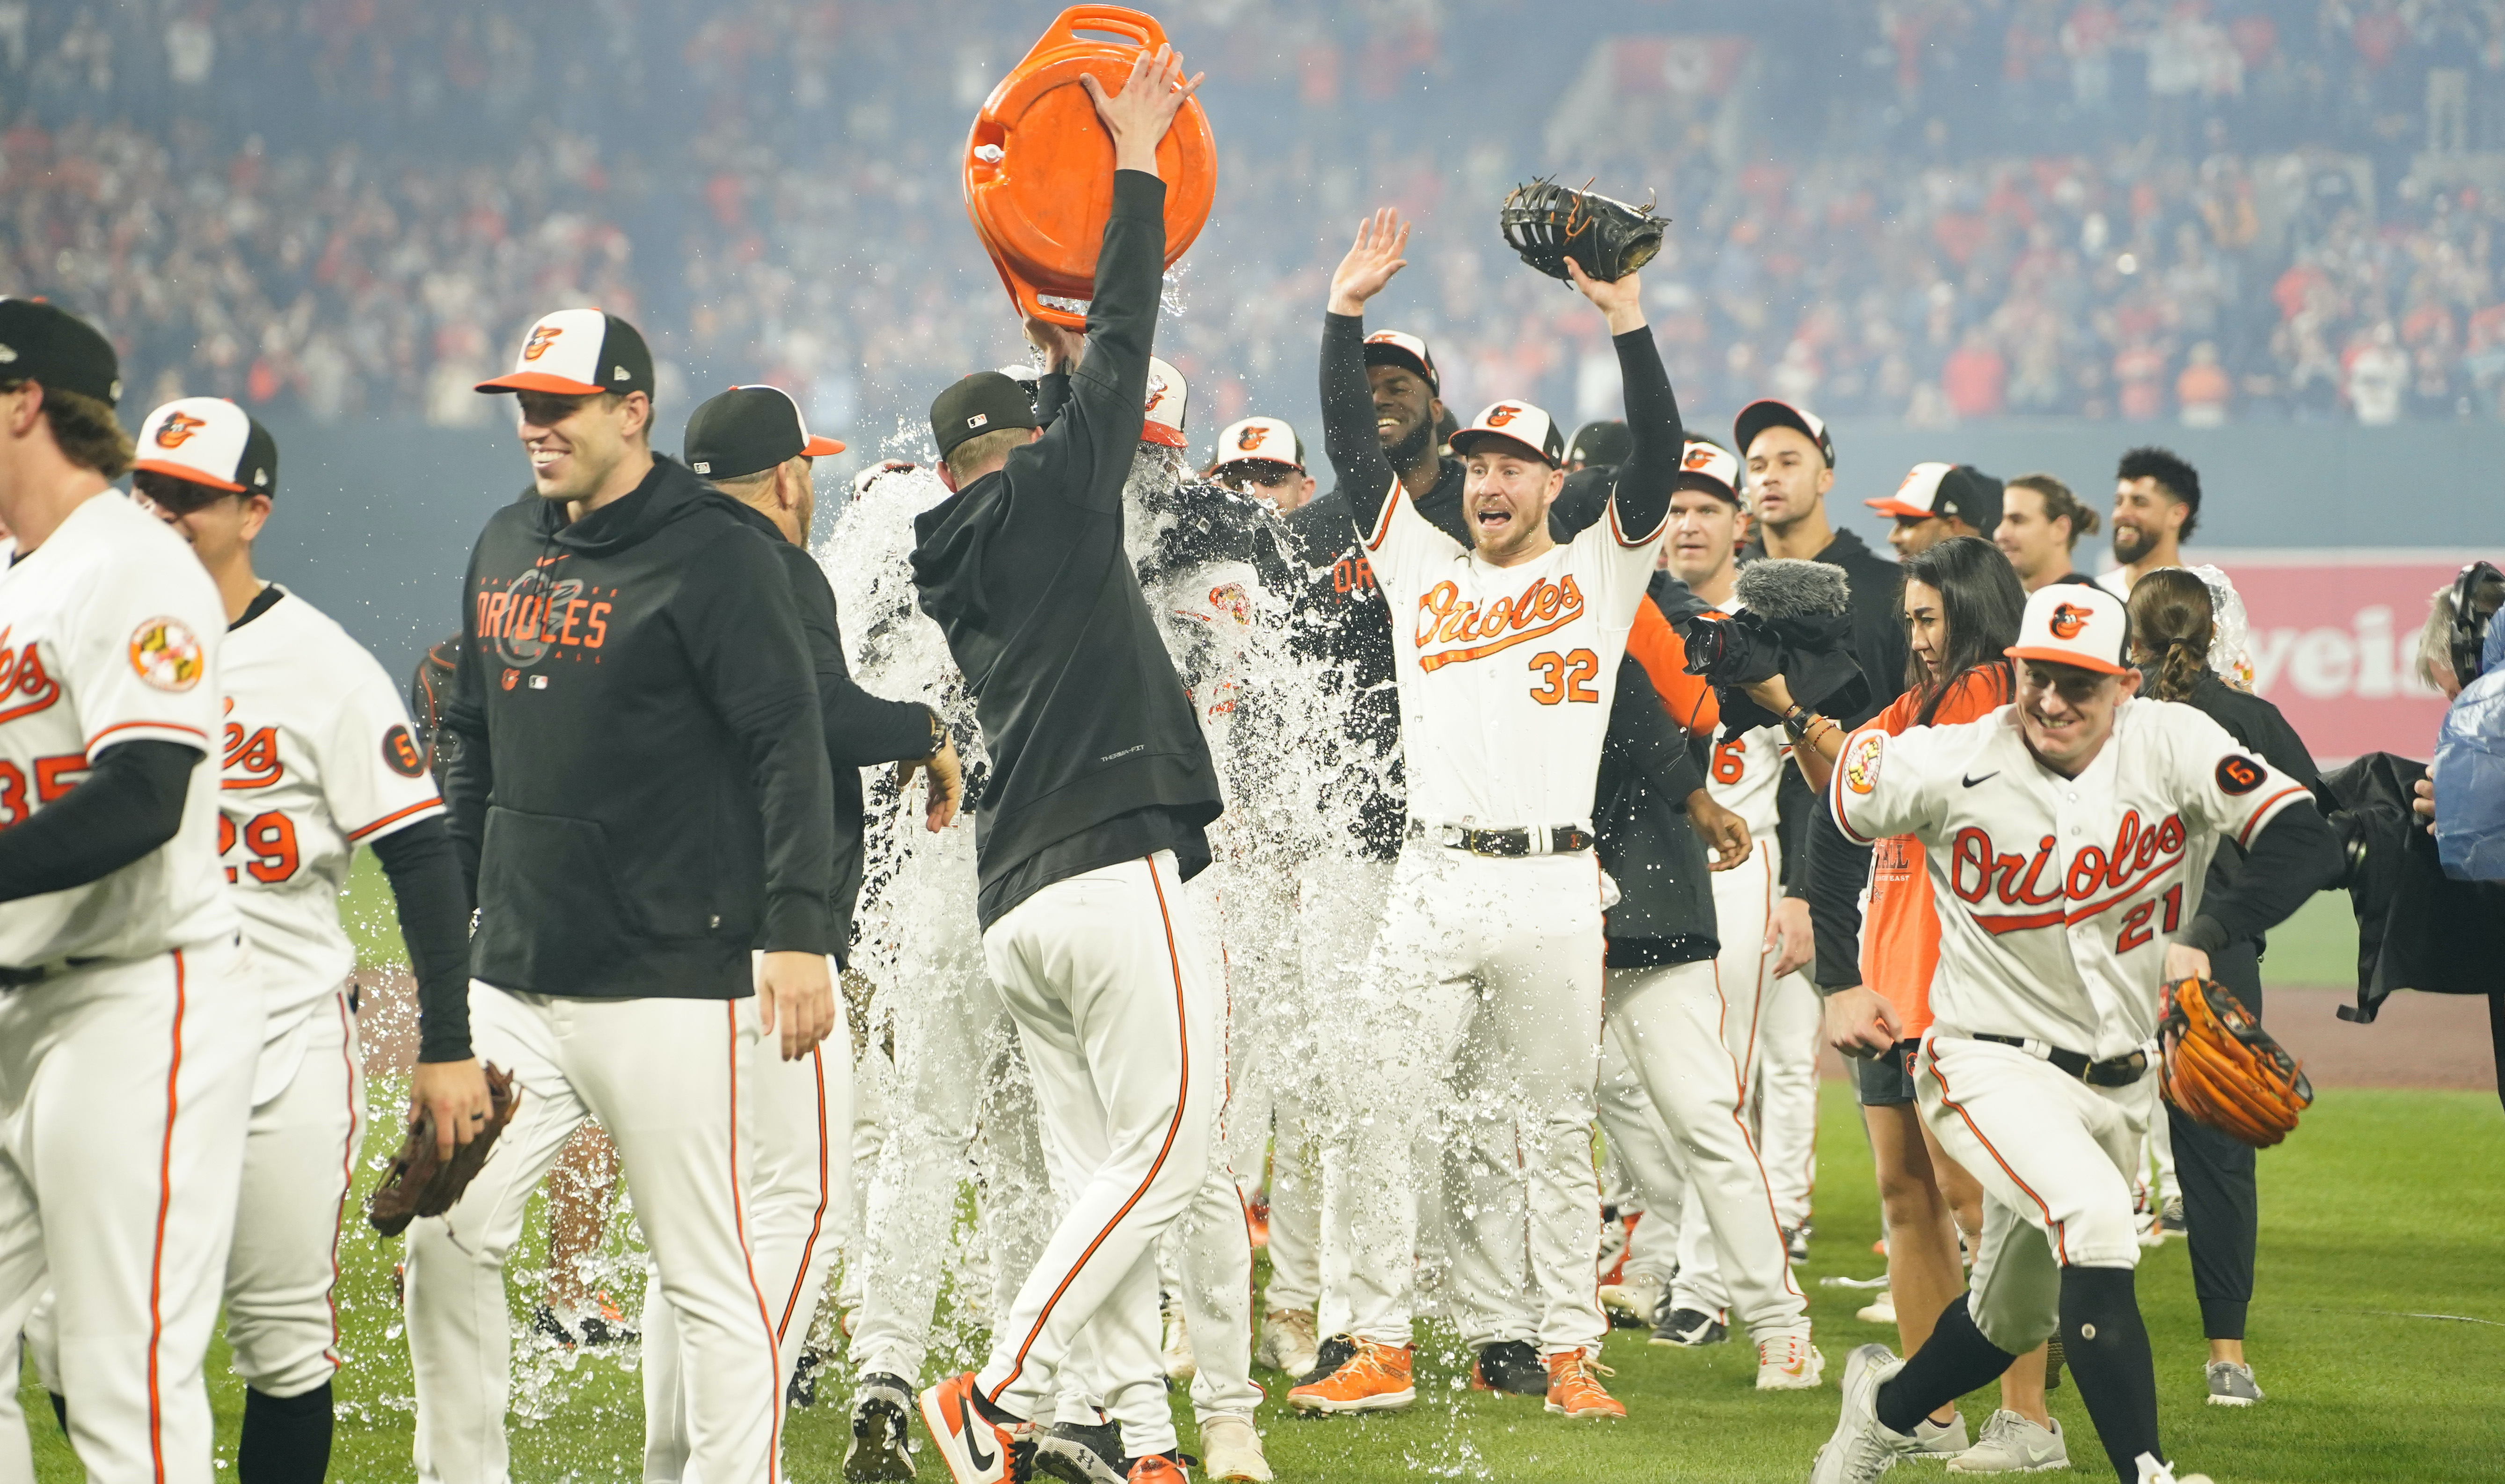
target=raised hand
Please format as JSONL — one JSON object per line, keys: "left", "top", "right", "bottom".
{"left": 1328, "top": 207, "right": 1410, "bottom": 317}
{"left": 1080, "top": 43, "right": 1203, "bottom": 178}
{"left": 1567, "top": 257, "right": 1646, "bottom": 335}
{"left": 1023, "top": 313, "right": 1086, "bottom": 374}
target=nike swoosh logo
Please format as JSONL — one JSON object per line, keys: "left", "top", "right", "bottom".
{"left": 1961, "top": 771, "right": 1999, "bottom": 788}
{"left": 959, "top": 1394, "right": 995, "bottom": 1473}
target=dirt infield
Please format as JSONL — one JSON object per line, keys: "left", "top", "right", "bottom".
{"left": 359, "top": 973, "right": 2495, "bottom": 1094}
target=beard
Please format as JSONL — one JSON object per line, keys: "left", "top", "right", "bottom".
{"left": 2111, "top": 521, "right": 2155, "bottom": 564}
{"left": 1382, "top": 413, "right": 1438, "bottom": 472}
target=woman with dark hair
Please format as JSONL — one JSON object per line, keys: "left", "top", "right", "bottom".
{"left": 2127, "top": 567, "right": 2322, "bottom": 1410}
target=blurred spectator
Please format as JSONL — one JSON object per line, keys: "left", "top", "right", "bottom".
{"left": 2177, "top": 342, "right": 2233, "bottom": 425}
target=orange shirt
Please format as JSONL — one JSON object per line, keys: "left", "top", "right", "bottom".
{"left": 1856, "top": 666, "right": 2013, "bottom": 1036}
{"left": 1624, "top": 598, "right": 1718, "bottom": 736}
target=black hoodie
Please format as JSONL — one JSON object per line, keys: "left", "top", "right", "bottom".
{"left": 910, "top": 170, "right": 1223, "bottom": 929}
{"left": 445, "top": 455, "right": 835, "bottom": 999}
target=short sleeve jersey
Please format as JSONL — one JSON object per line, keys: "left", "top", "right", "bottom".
{"left": 1831, "top": 697, "right": 2312, "bottom": 1059}
{"left": 1363, "top": 477, "right": 1666, "bottom": 829}
{"left": 220, "top": 587, "right": 444, "bottom": 1030}
{"left": 0, "top": 492, "right": 235, "bottom": 964}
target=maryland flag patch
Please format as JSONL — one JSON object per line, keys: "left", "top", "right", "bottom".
{"left": 129, "top": 617, "right": 204, "bottom": 692}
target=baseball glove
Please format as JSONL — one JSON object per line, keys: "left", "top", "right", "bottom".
{"left": 1499, "top": 177, "right": 1666, "bottom": 284}
{"left": 2158, "top": 977, "right": 2312, "bottom": 1147}
{"left": 367, "top": 1063, "right": 520, "bottom": 1236}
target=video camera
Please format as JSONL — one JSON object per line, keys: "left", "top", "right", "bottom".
{"left": 1672, "top": 559, "right": 1870, "bottom": 733}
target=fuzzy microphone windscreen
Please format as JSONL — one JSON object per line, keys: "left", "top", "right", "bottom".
{"left": 1735, "top": 558, "right": 1851, "bottom": 618}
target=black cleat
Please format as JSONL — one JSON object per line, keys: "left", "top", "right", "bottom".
{"left": 1652, "top": 1307, "right": 1728, "bottom": 1348}
{"left": 1470, "top": 1339, "right": 1549, "bottom": 1396}
{"left": 788, "top": 1346, "right": 825, "bottom": 1410}
{"left": 843, "top": 1372, "right": 917, "bottom": 1482}
{"left": 1031, "top": 1419, "right": 1126, "bottom": 1484}
{"left": 1296, "top": 1332, "right": 1359, "bottom": 1388}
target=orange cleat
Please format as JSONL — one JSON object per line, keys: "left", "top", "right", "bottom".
{"left": 1286, "top": 1337, "right": 1416, "bottom": 1414}
{"left": 1128, "top": 1454, "right": 1193, "bottom": 1483}
{"left": 1543, "top": 1349, "right": 1626, "bottom": 1419}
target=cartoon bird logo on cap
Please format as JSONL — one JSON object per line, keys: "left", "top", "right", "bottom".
{"left": 522, "top": 325, "right": 563, "bottom": 361}
{"left": 1682, "top": 445, "right": 1716, "bottom": 470}
{"left": 1485, "top": 405, "right": 1520, "bottom": 428}
{"left": 154, "top": 412, "right": 206, "bottom": 449}
{"left": 1236, "top": 425, "right": 1265, "bottom": 452}
{"left": 2049, "top": 603, "right": 2091, "bottom": 640}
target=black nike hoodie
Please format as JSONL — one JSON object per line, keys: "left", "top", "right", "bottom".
{"left": 444, "top": 454, "right": 835, "bottom": 999}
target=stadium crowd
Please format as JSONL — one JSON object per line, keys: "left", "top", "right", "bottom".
{"left": 13, "top": 0, "right": 2505, "bottom": 435}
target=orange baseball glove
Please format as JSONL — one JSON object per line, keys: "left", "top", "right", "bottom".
{"left": 2159, "top": 977, "right": 2313, "bottom": 1148}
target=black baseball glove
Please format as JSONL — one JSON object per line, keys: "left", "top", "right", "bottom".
{"left": 1499, "top": 177, "right": 1666, "bottom": 284}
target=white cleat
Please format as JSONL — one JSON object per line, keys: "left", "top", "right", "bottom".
{"left": 1161, "top": 1299, "right": 1196, "bottom": 1383}
{"left": 1198, "top": 1415, "right": 1272, "bottom": 1482}
{"left": 2133, "top": 1453, "right": 2214, "bottom": 1484}
{"left": 1808, "top": 1344, "right": 1919, "bottom": 1484}
{"left": 1757, "top": 1331, "right": 1826, "bottom": 1390}
{"left": 1255, "top": 1307, "right": 1318, "bottom": 1379}
{"left": 1945, "top": 1410, "right": 2069, "bottom": 1474}
{"left": 1600, "top": 1272, "right": 1667, "bottom": 1328}
{"left": 1856, "top": 1290, "right": 1899, "bottom": 1326}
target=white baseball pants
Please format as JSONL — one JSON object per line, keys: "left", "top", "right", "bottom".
{"left": 1719, "top": 839, "right": 1819, "bottom": 1233}
{"left": 1604, "top": 959, "right": 1807, "bottom": 1344}
{"left": 1155, "top": 869, "right": 1259, "bottom": 1427}
{"left": 403, "top": 985, "right": 781, "bottom": 1484}
{"left": 1592, "top": 1024, "right": 1683, "bottom": 1294}
{"left": 848, "top": 953, "right": 1050, "bottom": 1385}
{"left": 224, "top": 988, "right": 364, "bottom": 1400}
{"left": 1336, "top": 844, "right": 1609, "bottom": 1357}
{"left": 0, "top": 941, "right": 260, "bottom": 1484}
{"left": 1915, "top": 1032, "right": 2151, "bottom": 1353}
{"left": 643, "top": 960, "right": 852, "bottom": 1483}
{"left": 973, "top": 852, "right": 1219, "bottom": 1455}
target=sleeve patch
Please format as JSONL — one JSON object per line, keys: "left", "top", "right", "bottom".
{"left": 128, "top": 618, "right": 204, "bottom": 692}
{"left": 382, "top": 723, "right": 427, "bottom": 778}
{"left": 1843, "top": 730, "right": 1884, "bottom": 795}
{"left": 2214, "top": 754, "right": 2264, "bottom": 796}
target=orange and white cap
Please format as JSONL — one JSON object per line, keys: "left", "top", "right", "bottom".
{"left": 476, "top": 308, "right": 654, "bottom": 397}
{"left": 1213, "top": 415, "right": 1303, "bottom": 473}
{"left": 133, "top": 396, "right": 277, "bottom": 496}
{"left": 2006, "top": 583, "right": 2130, "bottom": 676}
{"left": 1678, "top": 439, "right": 1743, "bottom": 504}
{"left": 1142, "top": 356, "right": 1188, "bottom": 448}
{"left": 1362, "top": 329, "right": 1439, "bottom": 392}
{"left": 1449, "top": 399, "right": 1565, "bottom": 466}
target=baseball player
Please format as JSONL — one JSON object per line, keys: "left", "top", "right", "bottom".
{"left": 2098, "top": 447, "right": 2202, "bottom": 599}
{"left": 0, "top": 300, "right": 258, "bottom": 1484}
{"left": 1993, "top": 473, "right": 2102, "bottom": 593}
{"left": 126, "top": 396, "right": 485, "bottom": 1484}
{"left": 1810, "top": 582, "right": 2343, "bottom": 1484}
{"left": 406, "top": 306, "right": 838, "bottom": 1484}
{"left": 1206, "top": 416, "right": 1316, "bottom": 515}
{"left": 638, "top": 383, "right": 964, "bottom": 1483}
{"left": 906, "top": 47, "right": 1220, "bottom": 1484}
{"left": 1287, "top": 206, "right": 1675, "bottom": 1422}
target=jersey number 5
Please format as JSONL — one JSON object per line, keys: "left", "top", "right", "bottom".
{"left": 219, "top": 810, "right": 301, "bottom": 885}
{"left": 2115, "top": 883, "right": 2184, "bottom": 954}
{"left": 1528, "top": 649, "right": 1599, "bottom": 706}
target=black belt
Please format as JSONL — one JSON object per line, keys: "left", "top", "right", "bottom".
{"left": 1410, "top": 821, "right": 1594, "bottom": 857}
{"left": 0, "top": 957, "right": 106, "bottom": 989}
{"left": 1974, "top": 1033, "right": 2150, "bottom": 1088}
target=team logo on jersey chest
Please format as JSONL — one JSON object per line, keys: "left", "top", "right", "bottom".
{"left": 1414, "top": 573, "right": 1583, "bottom": 672}
{"left": 128, "top": 618, "right": 203, "bottom": 692}
{"left": 1948, "top": 808, "right": 2188, "bottom": 935}
{"left": 0, "top": 631, "right": 60, "bottom": 724}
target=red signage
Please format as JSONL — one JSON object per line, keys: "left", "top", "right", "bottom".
{"left": 2191, "top": 550, "right": 2483, "bottom": 764}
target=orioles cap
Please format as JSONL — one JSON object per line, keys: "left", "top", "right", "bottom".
{"left": 0, "top": 298, "right": 122, "bottom": 406}
{"left": 1678, "top": 439, "right": 1742, "bottom": 504}
{"left": 477, "top": 308, "right": 654, "bottom": 398}
{"left": 1449, "top": 399, "right": 1564, "bottom": 466}
{"left": 133, "top": 396, "right": 277, "bottom": 496}
{"left": 1141, "top": 356, "right": 1188, "bottom": 448}
{"left": 1734, "top": 398, "right": 1835, "bottom": 469}
{"left": 683, "top": 384, "right": 845, "bottom": 481}
{"left": 1870, "top": 460, "right": 2003, "bottom": 533}
{"left": 1362, "top": 330, "right": 1439, "bottom": 393}
{"left": 1213, "top": 415, "right": 1303, "bottom": 473}
{"left": 2007, "top": 583, "right": 2130, "bottom": 676}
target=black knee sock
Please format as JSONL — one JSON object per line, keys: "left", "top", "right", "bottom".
{"left": 239, "top": 1382, "right": 334, "bottom": 1484}
{"left": 2060, "top": 1266, "right": 2162, "bottom": 1483}
{"left": 46, "top": 1390, "right": 66, "bottom": 1439}
{"left": 1875, "top": 1295, "right": 2018, "bottom": 1436}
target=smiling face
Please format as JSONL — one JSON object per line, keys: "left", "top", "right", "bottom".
{"left": 1462, "top": 444, "right": 1564, "bottom": 566}
{"left": 1367, "top": 364, "right": 1442, "bottom": 465}
{"left": 515, "top": 389, "right": 649, "bottom": 503}
{"left": 2111, "top": 474, "right": 2187, "bottom": 566}
{"left": 1666, "top": 487, "right": 1744, "bottom": 588}
{"left": 1743, "top": 424, "right": 1833, "bottom": 532}
{"left": 2016, "top": 658, "right": 2139, "bottom": 775}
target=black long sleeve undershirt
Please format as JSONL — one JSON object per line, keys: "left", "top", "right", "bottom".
{"left": 0, "top": 740, "right": 196, "bottom": 906}
{"left": 2179, "top": 802, "right": 2345, "bottom": 952}
{"left": 370, "top": 817, "right": 475, "bottom": 1063}
{"left": 1804, "top": 804, "right": 1873, "bottom": 990}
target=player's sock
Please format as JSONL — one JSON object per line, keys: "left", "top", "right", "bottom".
{"left": 2058, "top": 1265, "right": 2162, "bottom": 1483}
{"left": 239, "top": 1381, "right": 334, "bottom": 1484}
{"left": 1874, "top": 1294, "right": 2016, "bottom": 1436}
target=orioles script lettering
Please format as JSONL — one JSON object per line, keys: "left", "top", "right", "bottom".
{"left": 1414, "top": 573, "right": 1584, "bottom": 673}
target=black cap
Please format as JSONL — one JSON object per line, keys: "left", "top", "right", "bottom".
{"left": 684, "top": 385, "right": 846, "bottom": 481}
{"left": 929, "top": 372, "right": 1042, "bottom": 459}
{"left": 476, "top": 309, "right": 654, "bottom": 399}
{"left": 1733, "top": 399, "right": 1835, "bottom": 469}
{"left": 0, "top": 299, "right": 122, "bottom": 406}
{"left": 1566, "top": 420, "right": 1632, "bottom": 469}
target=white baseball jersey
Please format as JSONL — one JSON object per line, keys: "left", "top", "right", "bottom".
{"left": 219, "top": 585, "right": 443, "bottom": 1032}
{"left": 1830, "top": 698, "right": 2311, "bottom": 1060}
{"left": 1365, "top": 484, "right": 1666, "bottom": 829}
{"left": 0, "top": 491, "right": 234, "bottom": 965}
{"left": 1703, "top": 599, "right": 1788, "bottom": 835}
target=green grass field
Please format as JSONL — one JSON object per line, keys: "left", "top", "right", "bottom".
{"left": 20, "top": 867, "right": 2487, "bottom": 1481}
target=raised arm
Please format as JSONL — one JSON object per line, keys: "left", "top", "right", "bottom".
{"left": 1568, "top": 260, "right": 1679, "bottom": 540}
{"left": 1321, "top": 208, "right": 1412, "bottom": 538}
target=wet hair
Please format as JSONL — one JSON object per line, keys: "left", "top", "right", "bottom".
{"left": 2416, "top": 583, "right": 2459, "bottom": 694}
{"left": 944, "top": 426, "right": 1029, "bottom": 485}
{"left": 0, "top": 382, "right": 133, "bottom": 478}
{"left": 2006, "top": 472, "right": 2100, "bottom": 546}
{"left": 2115, "top": 446, "right": 2201, "bottom": 541}
{"left": 2126, "top": 567, "right": 2214, "bottom": 702}
{"left": 1901, "top": 535, "right": 2027, "bottom": 725}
